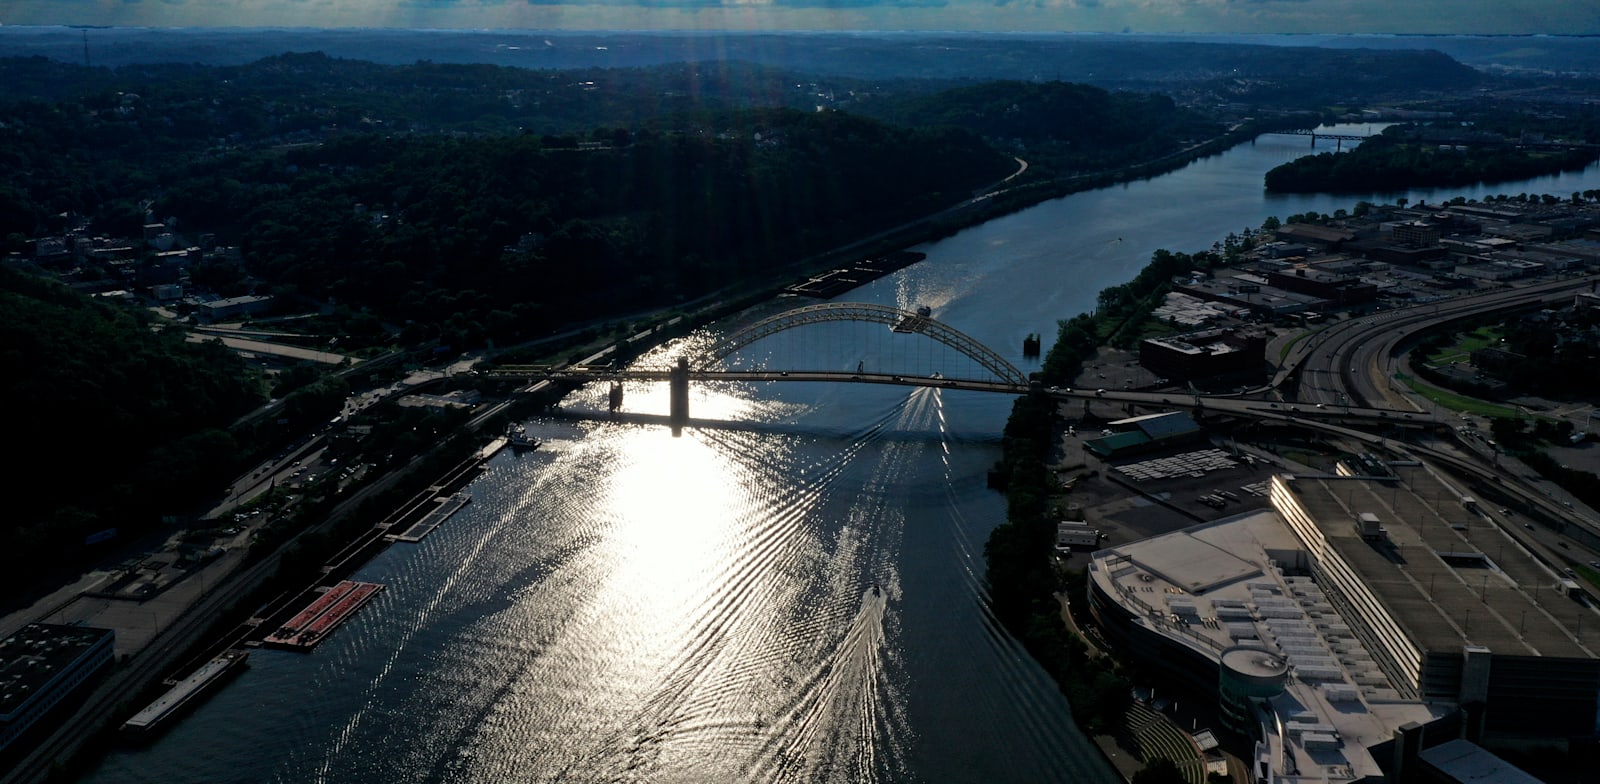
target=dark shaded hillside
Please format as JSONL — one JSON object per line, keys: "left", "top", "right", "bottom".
{"left": 0, "top": 32, "right": 1487, "bottom": 114}
{"left": 0, "top": 53, "right": 905, "bottom": 136}
{"left": 857, "top": 80, "right": 1220, "bottom": 170}
{"left": 168, "top": 109, "right": 1011, "bottom": 344}
{"left": 0, "top": 269, "right": 265, "bottom": 594}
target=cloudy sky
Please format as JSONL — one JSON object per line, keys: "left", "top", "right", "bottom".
{"left": 2, "top": 0, "right": 1595, "bottom": 35}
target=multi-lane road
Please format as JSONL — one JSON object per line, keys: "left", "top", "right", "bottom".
{"left": 1282, "top": 273, "right": 1599, "bottom": 410}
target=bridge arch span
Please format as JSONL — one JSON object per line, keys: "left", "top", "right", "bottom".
{"left": 700, "top": 302, "right": 1028, "bottom": 387}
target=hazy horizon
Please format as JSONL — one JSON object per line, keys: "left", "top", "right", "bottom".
{"left": 3, "top": 1, "right": 1597, "bottom": 37}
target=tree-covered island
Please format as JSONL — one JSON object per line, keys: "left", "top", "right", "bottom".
{"left": 1265, "top": 124, "right": 1599, "bottom": 193}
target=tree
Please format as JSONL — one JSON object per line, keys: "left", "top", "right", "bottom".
{"left": 1133, "top": 757, "right": 1190, "bottom": 784}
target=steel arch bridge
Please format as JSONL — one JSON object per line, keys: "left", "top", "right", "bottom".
{"left": 700, "top": 302, "right": 1028, "bottom": 386}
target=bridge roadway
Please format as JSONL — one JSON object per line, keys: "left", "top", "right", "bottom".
{"left": 494, "top": 365, "right": 1444, "bottom": 429}
{"left": 522, "top": 366, "right": 1600, "bottom": 544}
{"left": 1266, "top": 129, "right": 1600, "bottom": 151}
{"left": 1271, "top": 130, "right": 1375, "bottom": 143}
{"left": 503, "top": 368, "right": 1028, "bottom": 394}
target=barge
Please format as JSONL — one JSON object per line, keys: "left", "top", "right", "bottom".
{"left": 389, "top": 492, "right": 472, "bottom": 543}
{"left": 784, "top": 251, "right": 926, "bottom": 299}
{"left": 121, "top": 650, "right": 249, "bottom": 736}
{"left": 263, "top": 580, "right": 385, "bottom": 651}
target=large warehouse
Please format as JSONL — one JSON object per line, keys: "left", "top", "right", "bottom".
{"left": 1087, "top": 463, "right": 1598, "bottom": 783}
{"left": 1270, "top": 469, "right": 1600, "bottom": 740}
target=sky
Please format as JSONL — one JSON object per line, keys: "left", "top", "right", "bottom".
{"left": 1, "top": 0, "right": 1596, "bottom": 35}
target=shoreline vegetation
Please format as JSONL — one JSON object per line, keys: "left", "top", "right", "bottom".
{"left": 983, "top": 247, "right": 1216, "bottom": 756}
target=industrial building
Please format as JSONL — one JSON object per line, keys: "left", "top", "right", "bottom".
{"left": 1086, "top": 462, "right": 1599, "bottom": 783}
{"left": 1083, "top": 411, "right": 1204, "bottom": 459}
{"left": 1270, "top": 470, "right": 1600, "bottom": 741}
{"left": 0, "top": 623, "right": 115, "bottom": 753}
{"left": 1139, "top": 328, "right": 1267, "bottom": 381}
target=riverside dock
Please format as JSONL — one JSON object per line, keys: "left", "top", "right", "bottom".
{"left": 388, "top": 492, "right": 471, "bottom": 543}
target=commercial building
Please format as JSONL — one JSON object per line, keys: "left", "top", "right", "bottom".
{"left": 1265, "top": 266, "right": 1378, "bottom": 306}
{"left": 196, "top": 294, "right": 274, "bottom": 322}
{"left": 0, "top": 623, "right": 116, "bottom": 753}
{"left": 1389, "top": 221, "right": 1442, "bottom": 249}
{"left": 1088, "top": 511, "right": 1449, "bottom": 784}
{"left": 1275, "top": 224, "right": 1358, "bottom": 249}
{"left": 1140, "top": 328, "right": 1267, "bottom": 381}
{"left": 1056, "top": 521, "right": 1101, "bottom": 550}
{"left": 1087, "top": 462, "right": 1600, "bottom": 783}
{"left": 1270, "top": 470, "right": 1600, "bottom": 741}
{"left": 1175, "top": 277, "right": 1328, "bottom": 317}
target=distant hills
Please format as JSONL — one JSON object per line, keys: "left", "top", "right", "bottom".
{"left": 0, "top": 27, "right": 1553, "bottom": 84}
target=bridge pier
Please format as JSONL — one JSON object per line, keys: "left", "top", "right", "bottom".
{"left": 669, "top": 356, "right": 689, "bottom": 435}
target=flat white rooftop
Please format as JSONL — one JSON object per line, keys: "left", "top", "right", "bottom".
{"left": 1091, "top": 511, "right": 1448, "bottom": 782}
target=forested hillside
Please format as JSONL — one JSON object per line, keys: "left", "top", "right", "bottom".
{"left": 0, "top": 269, "right": 264, "bottom": 594}
{"left": 151, "top": 108, "right": 1011, "bottom": 346}
{"left": 858, "top": 80, "right": 1220, "bottom": 170}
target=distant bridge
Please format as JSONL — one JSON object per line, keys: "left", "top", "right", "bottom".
{"left": 1266, "top": 128, "right": 1600, "bottom": 152}
{"left": 1267, "top": 129, "right": 1377, "bottom": 147}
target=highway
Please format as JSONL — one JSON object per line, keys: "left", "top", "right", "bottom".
{"left": 1280, "top": 273, "right": 1599, "bottom": 410}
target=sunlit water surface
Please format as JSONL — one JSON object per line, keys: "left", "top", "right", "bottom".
{"left": 81, "top": 128, "right": 1600, "bottom": 784}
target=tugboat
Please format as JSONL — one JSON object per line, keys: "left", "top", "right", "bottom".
{"left": 506, "top": 423, "right": 541, "bottom": 451}
{"left": 894, "top": 305, "right": 933, "bottom": 333}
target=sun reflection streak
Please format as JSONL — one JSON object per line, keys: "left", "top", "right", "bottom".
{"left": 599, "top": 423, "right": 748, "bottom": 643}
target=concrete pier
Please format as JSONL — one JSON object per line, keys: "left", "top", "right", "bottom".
{"left": 669, "top": 356, "right": 689, "bottom": 435}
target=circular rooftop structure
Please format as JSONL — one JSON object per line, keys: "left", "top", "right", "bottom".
{"left": 1220, "top": 645, "right": 1290, "bottom": 697}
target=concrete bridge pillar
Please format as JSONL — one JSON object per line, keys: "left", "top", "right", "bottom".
{"left": 669, "top": 356, "right": 689, "bottom": 435}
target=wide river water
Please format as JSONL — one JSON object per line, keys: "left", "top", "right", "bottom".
{"left": 83, "top": 130, "right": 1600, "bottom": 784}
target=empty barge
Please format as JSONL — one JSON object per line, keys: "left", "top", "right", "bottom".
{"left": 122, "top": 650, "right": 250, "bottom": 736}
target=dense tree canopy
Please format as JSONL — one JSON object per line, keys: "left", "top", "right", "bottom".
{"left": 153, "top": 109, "right": 1012, "bottom": 346}
{"left": 0, "top": 269, "right": 265, "bottom": 594}
{"left": 1265, "top": 131, "right": 1598, "bottom": 193}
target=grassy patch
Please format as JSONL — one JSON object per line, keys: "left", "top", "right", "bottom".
{"left": 1426, "top": 325, "right": 1503, "bottom": 366}
{"left": 1134, "top": 318, "right": 1183, "bottom": 342}
{"left": 1397, "top": 373, "right": 1528, "bottom": 419}
{"left": 1575, "top": 564, "right": 1600, "bottom": 594}
{"left": 1278, "top": 330, "right": 1309, "bottom": 362}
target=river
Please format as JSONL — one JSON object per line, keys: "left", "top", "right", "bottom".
{"left": 80, "top": 128, "right": 1600, "bottom": 784}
